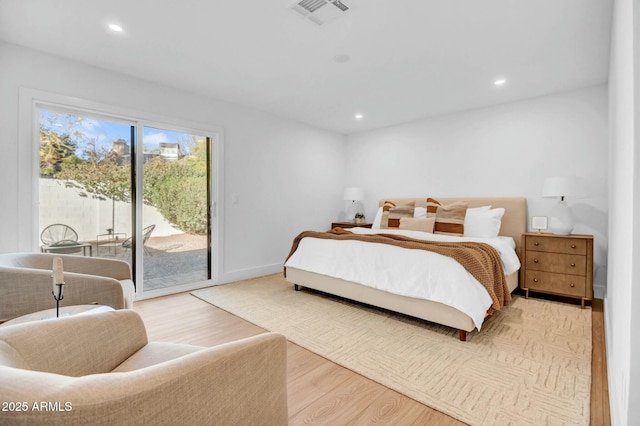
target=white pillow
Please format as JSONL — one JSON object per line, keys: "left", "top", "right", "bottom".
{"left": 372, "top": 207, "right": 383, "bottom": 228}
{"left": 468, "top": 205, "right": 492, "bottom": 212}
{"left": 464, "top": 207, "right": 505, "bottom": 238}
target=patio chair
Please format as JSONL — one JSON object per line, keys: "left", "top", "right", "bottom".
{"left": 40, "top": 224, "right": 92, "bottom": 256}
{"left": 121, "top": 224, "right": 155, "bottom": 256}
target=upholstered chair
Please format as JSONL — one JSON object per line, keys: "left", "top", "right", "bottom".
{"left": 0, "top": 252, "right": 134, "bottom": 323}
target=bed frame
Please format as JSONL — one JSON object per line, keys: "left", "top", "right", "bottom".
{"left": 285, "top": 197, "right": 528, "bottom": 341}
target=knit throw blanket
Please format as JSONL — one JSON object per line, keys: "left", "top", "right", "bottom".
{"left": 285, "top": 228, "right": 511, "bottom": 314}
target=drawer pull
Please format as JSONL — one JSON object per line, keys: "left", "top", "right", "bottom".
{"left": 534, "top": 242, "right": 540, "bottom": 246}
{"left": 533, "top": 278, "right": 539, "bottom": 283}
{"left": 533, "top": 259, "right": 539, "bottom": 263}
{"left": 570, "top": 263, "right": 576, "bottom": 267}
{"left": 571, "top": 244, "right": 577, "bottom": 249}
{"left": 570, "top": 283, "right": 575, "bottom": 287}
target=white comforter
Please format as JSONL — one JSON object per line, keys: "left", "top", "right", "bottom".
{"left": 284, "top": 228, "right": 520, "bottom": 330}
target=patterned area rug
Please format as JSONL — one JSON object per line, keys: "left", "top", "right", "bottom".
{"left": 192, "top": 274, "right": 592, "bottom": 425}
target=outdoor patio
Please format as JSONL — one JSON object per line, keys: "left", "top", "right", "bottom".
{"left": 88, "top": 233, "right": 208, "bottom": 291}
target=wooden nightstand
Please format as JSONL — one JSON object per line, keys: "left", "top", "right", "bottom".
{"left": 331, "top": 222, "right": 373, "bottom": 229}
{"left": 520, "top": 232, "right": 594, "bottom": 308}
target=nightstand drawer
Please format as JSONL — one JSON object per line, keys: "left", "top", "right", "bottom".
{"left": 524, "top": 252, "right": 586, "bottom": 275}
{"left": 526, "top": 236, "right": 587, "bottom": 255}
{"left": 524, "top": 271, "right": 586, "bottom": 298}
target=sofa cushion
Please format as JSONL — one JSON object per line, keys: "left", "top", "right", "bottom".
{"left": 113, "top": 342, "right": 204, "bottom": 372}
{"left": 0, "top": 341, "right": 28, "bottom": 369}
{"left": 0, "top": 311, "right": 147, "bottom": 376}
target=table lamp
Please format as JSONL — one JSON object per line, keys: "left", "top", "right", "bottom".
{"left": 542, "top": 176, "right": 584, "bottom": 235}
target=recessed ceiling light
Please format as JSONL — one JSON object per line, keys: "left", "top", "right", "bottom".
{"left": 494, "top": 78, "right": 507, "bottom": 86}
{"left": 355, "top": 113, "right": 363, "bottom": 120}
{"left": 108, "top": 23, "right": 124, "bottom": 33}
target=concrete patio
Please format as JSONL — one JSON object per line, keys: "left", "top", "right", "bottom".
{"left": 88, "top": 233, "right": 209, "bottom": 291}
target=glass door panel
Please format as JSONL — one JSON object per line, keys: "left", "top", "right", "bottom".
{"left": 141, "top": 126, "right": 211, "bottom": 292}
{"left": 38, "top": 109, "right": 133, "bottom": 262}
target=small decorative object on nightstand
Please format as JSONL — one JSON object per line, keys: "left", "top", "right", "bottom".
{"left": 343, "top": 187, "right": 364, "bottom": 223}
{"left": 520, "top": 232, "right": 593, "bottom": 308}
{"left": 331, "top": 222, "right": 373, "bottom": 230}
{"left": 531, "top": 216, "right": 548, "bottom": 234}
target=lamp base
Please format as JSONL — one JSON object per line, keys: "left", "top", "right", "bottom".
{"left": 548, "top": 200, "right": 574, "bottom": 235}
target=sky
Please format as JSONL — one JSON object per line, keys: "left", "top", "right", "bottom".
{"left": 39, "top": 109, "right": 202, "bottom": 156}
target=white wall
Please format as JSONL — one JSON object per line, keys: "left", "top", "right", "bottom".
{"left": 606, "top": 0, "right": 640, "bottom": 424}
{"left": 39, "top": 179, "right": 182, "bottom": 240}
{"left": 0, "top": 42, "right": 345, "bottom": 282}
{"left": 346, "top": 86, "right": 609, "bottom": 296}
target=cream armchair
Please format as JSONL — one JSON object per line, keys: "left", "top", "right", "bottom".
{"left": 0, "top": 252, "right": 134, "bottom": 322}
{"left": 0, "top": 310, "right": 288, "bottom": 425}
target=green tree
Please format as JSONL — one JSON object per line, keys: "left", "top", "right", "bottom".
{"left": 58, "top": 140, "right": 131, "bottom": 203}
{"left": 39, "top": 127, "right": 78, "bottom": 178}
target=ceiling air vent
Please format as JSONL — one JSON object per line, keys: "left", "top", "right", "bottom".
{"left": 289, "top": 0, "right": 351, "bottom": 26}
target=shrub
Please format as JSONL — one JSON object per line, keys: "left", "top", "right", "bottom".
{"left": 143, "top": 157, "right": 208, "bottom": 234}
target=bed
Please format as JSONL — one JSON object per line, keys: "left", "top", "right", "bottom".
{"left": 284, "top": 197, "right": 527, "bottom": 341}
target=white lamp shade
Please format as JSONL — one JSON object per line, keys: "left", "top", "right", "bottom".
{"left": 343, "top": 187, "right": 364, "bottom": 201}
{"left": 542, "top": 176, "right": 584, "bottom": 199}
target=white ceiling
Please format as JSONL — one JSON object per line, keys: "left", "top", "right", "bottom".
{"left": 0, "top": 0, "right": 612, "bottom": 134}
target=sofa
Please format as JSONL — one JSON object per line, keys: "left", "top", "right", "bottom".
{"left": 0, "top": 310, "right": 289, "bottom": 425}
{"left": 0, "top": 252, "right": 134, "bottom": 323}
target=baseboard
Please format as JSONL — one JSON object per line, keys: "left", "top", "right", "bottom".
{"left": 594, "top": 284, "right": 606, "bottom": 300}
{"left": 218, "top": 263, "right": 283, "bottom": 284}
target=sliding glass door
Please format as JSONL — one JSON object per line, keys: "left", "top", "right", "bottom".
{"left": 37, "top": 106, "right": 214, "bottom": 296}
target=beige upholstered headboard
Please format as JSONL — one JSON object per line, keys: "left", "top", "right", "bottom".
{"left": 379, "top": 197, "right": 528, "bottom": 259}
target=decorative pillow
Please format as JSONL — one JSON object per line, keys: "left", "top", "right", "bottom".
{"left": 399, "top": 217, "right": 435, "bottom": 233}
{"left": 426, "top": 198, "right": 468, "bottom": 236}
{"left": 426, "top": 201, "right": 489, "bottom": 215}
{"left": 464, "top": 207, "right": 505, "bottom": 238}
{"left": 426, "top": 198, "right": 440, "bottom": 217}
{"left": 374, "top": 203, "right": 490, "bottom": 230}
{"left": 380, "top": 201, "right": 415, "bottom": 229}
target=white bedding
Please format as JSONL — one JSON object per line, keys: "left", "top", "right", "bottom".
{"left": 284, "top": 228, "right": 520, "bottom": 330}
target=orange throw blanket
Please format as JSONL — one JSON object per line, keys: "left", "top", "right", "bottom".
{"left": 285, "top": 228, "right": 510, "bottom": 314}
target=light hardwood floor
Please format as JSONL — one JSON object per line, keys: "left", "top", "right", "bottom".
{"left": 134, "top": 292, "right": 610, "bottom": 425}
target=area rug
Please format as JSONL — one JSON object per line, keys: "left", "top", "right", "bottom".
{"left": 191, "top": 274, "right": 592, "bottom": 425}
